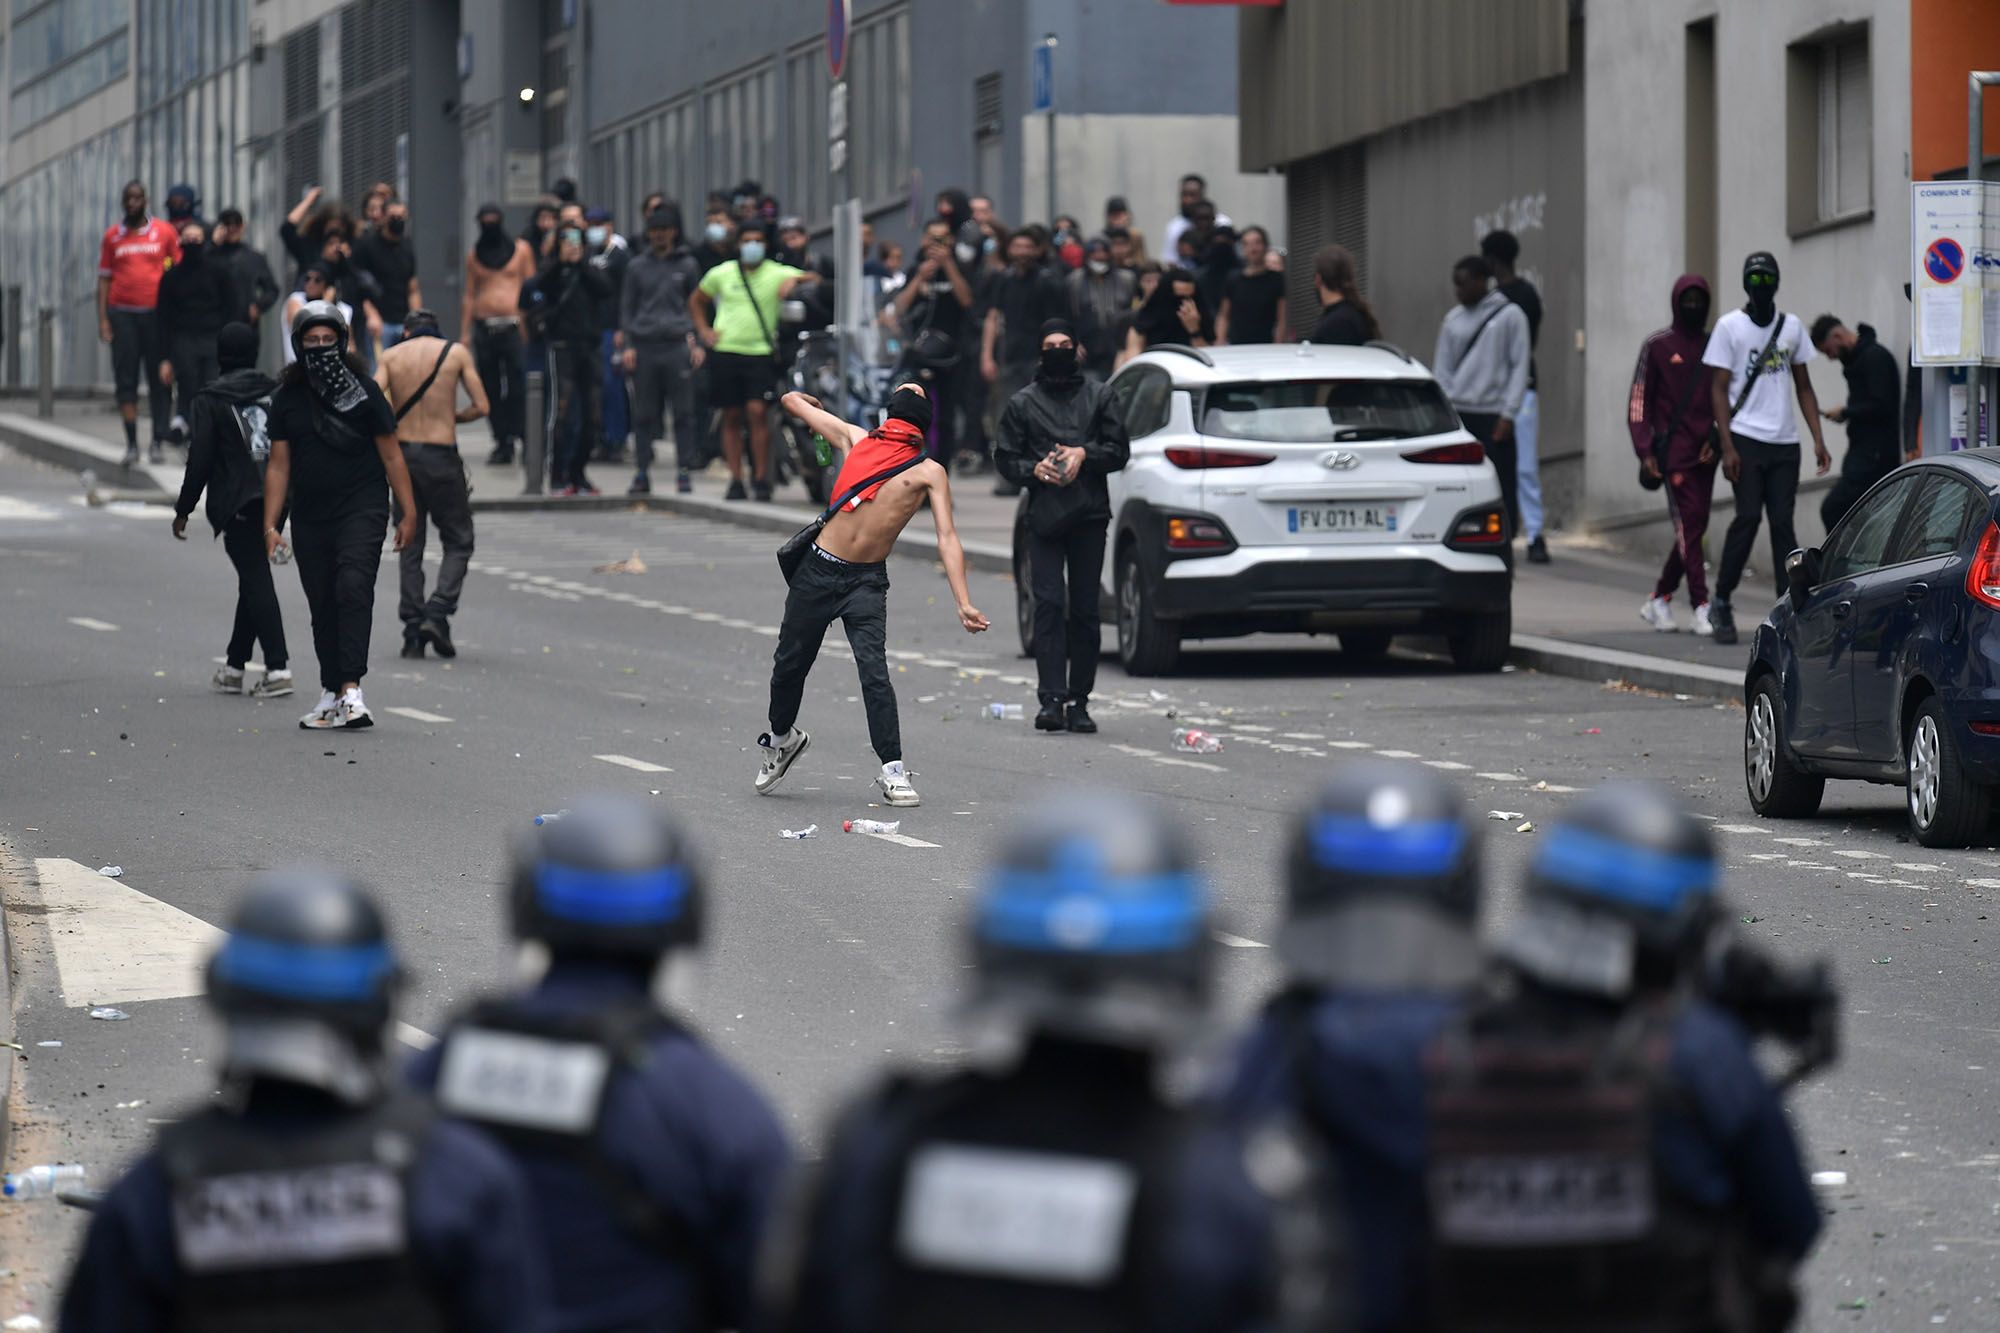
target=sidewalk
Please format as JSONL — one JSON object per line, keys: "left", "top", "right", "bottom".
{"left": 1, "top": 401, "right": 1766, "bottom": 701}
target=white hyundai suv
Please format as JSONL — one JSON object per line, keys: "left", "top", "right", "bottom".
{"left": 1014, "top": 343, "right": 1513, "bottom": 675}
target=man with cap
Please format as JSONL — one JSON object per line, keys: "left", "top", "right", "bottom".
{"left": 1217, "top": 759, "right": 1486, "bottom": 1333}
{"left": 375, "top": 308, "right": 487, "bottom": 661}
{"left": 760, "top": 790, "right": 1332, "bottom": 1333}
{"left": 61, "top": 866, "right": 546, "bottom": 1331}
{"left": 994, "top": 318, "right": 1130, "bottom": 735}
{"left": 621, "top": 204, "right": 706, "bottom": 495}
{"left": 410, "top": 794, "right": 792, "bottom": 1332}
{"left": 757, "top": 385, "right": 990, "bottom": 807}
{"left": 164, "top": 181, "right": 202, "bottom": 228}
{"left": 1425, "top": 780, "right": 1825, "bottom": 1331}
{"left": 172, "top": 321, "right": 290, "bottom": 699}
{"left": 1702, "top": 251, "right": 1830, "bottom": 646}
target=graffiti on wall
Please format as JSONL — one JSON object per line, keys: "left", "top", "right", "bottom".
{"left": 1471, "top": 190, "right": 1548, "bottom": 295}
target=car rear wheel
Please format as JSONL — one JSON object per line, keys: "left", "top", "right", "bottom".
{"left": 1744, "top": 676, "right": 1825, "bottom": 819}
{"left": 1340, "top": 630, "right": 1393, "bottom": 662}
{"left": 1447, "top": 608, "right": 1510, "bottom": 673}
{"left": 1117, "top": 549, "right": 1180, "bottom": 676}
{"left": 1907, "top": 698, "right": 1991, "bottom": 848}
{"left": 1014, "top": 544, "right": 1036, "bottom": 659}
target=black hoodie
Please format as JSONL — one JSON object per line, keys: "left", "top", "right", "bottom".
{"left": 1836, "top": 323, "right": 1902, "bottom": 468}
{"left": 176, "top": 367, "right": 280, "bottom": 534}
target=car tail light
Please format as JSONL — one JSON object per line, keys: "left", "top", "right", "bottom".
{"left": 1968, "top": 524, "right": 2000, "bottom": 609}
{"left": 1402, "top": 443, "right": 1485, "bottom": 465}
{"left": 1164, "top": 445, "right": 1276, "bottom": 469}
{"left": 1166, "top": 516, "right": 1233, "bottom": 550}
{"left": 1970, "top": 721, "right": 2000, "bottom": 736}
{"left": 1446, "top": 507, "right": 1506, "bottom": 548}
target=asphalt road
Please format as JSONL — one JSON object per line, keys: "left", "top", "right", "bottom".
{"left": 1, "top": 442, "right": 1994, "bottom": 1328}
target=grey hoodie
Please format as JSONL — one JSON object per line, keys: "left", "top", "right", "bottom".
{"left": 1432, "top": 288, "right": 1530, "bottom": 419}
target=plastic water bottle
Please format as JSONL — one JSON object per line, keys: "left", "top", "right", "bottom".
{"left": 985, "top": 703, "right": 1025, "bottom": 721}
{"left": 843, "top": 819, "right": 901, "bottom": 835}
{"left": 1172, "top": 728, "right": 1223, "bottom": 754}
{"left": 4, "top": 1163, "right": 85, "bottom": 1200}
{"left": 534, "top": 809, "right": 569, "bottom": 826}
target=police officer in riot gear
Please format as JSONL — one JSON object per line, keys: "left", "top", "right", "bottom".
{"left": 762, "top": 790, "right": 1329, "bottom": 1333}
{"left": 409, "top": 794, "right": 792, "bottom": 1331}
{"left": 1219, "top": 759, "right": 1485, "bottom": 1333}
{"left": 1427, "top": 780, "right": 1826, "bottom": 1332}
{"left": 61, "top": 867, "right": 545, "bottom": 1332}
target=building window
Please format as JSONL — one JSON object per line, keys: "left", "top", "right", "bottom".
{"left": 540, "top": 0, "right": 571, "bottom": 164}
{"left": 973, "top": 73, "right": 1003, "bottom": 204}
{"left": 1786, "top": 24, "right": 1871, "bottom": 235}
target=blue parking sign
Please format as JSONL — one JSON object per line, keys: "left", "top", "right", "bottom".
{"left": 1032, "top": 43, "right": 1053, "bottom": 113}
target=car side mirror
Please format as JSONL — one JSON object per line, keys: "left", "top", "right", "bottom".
{"left": 1785, "top": 547, "right": 1821, "bottom": 605}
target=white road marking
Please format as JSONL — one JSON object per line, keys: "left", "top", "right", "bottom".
{"left": 395, "top": 1022, "right": 437, "bottom": 1050}
{"left": 1715, "top": 824, "right": 1769, "bottom": 834}
{"left": 32, "top": 858, "right": 217, "bottom": 1005}
{"left": 1476, "top": 772, "right": 1525, "bottom": 782}
{"left": 1894, "top": 864, "right": 1942, "bottom": 873}
{"left": 0, "top": 496, "right": 60, "bottom": 521}
{"left": 1153, "top": 756, "right": 1226, "bottom": 772}
{"left": 593, "top": 754, "right": 673, "bottom": 773}
{"left": 1832, "top": 850, "right": 1889, "bottom": 861}
{"left": 1231, "top": 724, "right": 1274, "bottom": 733}
{"left": 1772, "top": 837, "right": 1826, "bottom": 847}
{"left": 1423, "top": 760, "right": 1473, "bottom": 770}
{"left": 1212, "top": 931, "right": 1268, "bottom": 949}
{"left": 67, "top": 616, "right": 119, "bottom": 632}
{"left": 867, "top": 832, "right": 941, "bottom": 849}
{"left": 1374, "top": 749, "right": 1420, "bottom": 759}
{"left": 1110, "top": 744, "right": 1158, "bottom": 758}
{"left": 1537, "top": 784, "right": 1581, "bottom": 793}
{"left": 1281, "top": 732, "right": 1326, "bottom": 741}
{"left": 384, "top": 707, "right": 453, "bottom": 724}
{"left": 1963, "top": 879, "right": 2000, "bottom": 889}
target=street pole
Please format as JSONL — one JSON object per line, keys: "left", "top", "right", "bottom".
{"left": 36, "top": 307, "right": 53, "bottom": 420}
{"left": 1043, "top": 34, "right": 1059, "bottom": 226}
{"left": 1972, "top": 72, "right": 2000, "bottom": 450}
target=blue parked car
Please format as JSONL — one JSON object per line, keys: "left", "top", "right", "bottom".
{"left": 1745, "top": 454, "right": 2000, "bottom": 848}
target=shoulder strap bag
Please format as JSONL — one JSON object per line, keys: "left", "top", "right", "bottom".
{"left": 776, "top": 453, "right": 928, "bottom": 584}
{"left": 1729, "top": 313, "right": 1787, "bottom": 421}
{"left": 393, "top": 340, "right": 456, "bottom": 422}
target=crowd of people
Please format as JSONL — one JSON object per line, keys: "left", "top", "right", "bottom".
{"left": 60, "top": 769, "right": 1835, "bottom": 1332}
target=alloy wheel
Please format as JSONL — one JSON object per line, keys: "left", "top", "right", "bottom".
{"left": 1909, "top": 714, "right": 1941, "bottom": 830}
{"left": 1117, "top": 563, "right": 1139, "bottom": 659}
{"left": 1747, "top": 693, "right": 1777, "bottom": 803}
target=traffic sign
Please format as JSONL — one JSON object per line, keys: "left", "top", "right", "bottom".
{"left": 1031, "top": 42, "right": 1054, "bottom": 113}
{"left": 827, "top": 0, "right": 851, "bottom": 80}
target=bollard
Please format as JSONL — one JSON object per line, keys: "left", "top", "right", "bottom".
{"left": 5, "top": 286, "right": 21, "bottom": 388}
{"left": 36, "top": 307, "right": 54, "bottom": 420}
{"left": 521, "top": 369, "right": 546, "bottom": 495}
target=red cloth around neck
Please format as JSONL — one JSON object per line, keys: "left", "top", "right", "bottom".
{"left": 833, "top": 419, "right": 927, "bottom": 510}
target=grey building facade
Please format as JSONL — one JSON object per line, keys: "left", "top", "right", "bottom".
{"left": 2, "top": 0, "right": 1281, "bottom": 391}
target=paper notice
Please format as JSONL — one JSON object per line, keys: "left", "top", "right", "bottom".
{"left": 1922, "top": 287, "right": 1965, "bottom": 359}
{"left": 1985, "top": 293, "right": 2000, "bottom": 362}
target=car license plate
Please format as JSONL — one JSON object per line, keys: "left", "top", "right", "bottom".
{"left": 1287, "top": 504, "right": 1396, "bottom": 534}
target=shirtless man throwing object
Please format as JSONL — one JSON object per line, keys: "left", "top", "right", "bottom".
{"left": 758, "top": 384, "right": 989, "bottom": 806}
{"left": 376, "top": 309, "right": 488, "bottom": 659}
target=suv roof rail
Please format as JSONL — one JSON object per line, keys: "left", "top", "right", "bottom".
{"left": 1364, "top": 339, "right": 1413, "bottom": 363}
{"left": 1149, "top": 343, "right": 1215, "bottom": 367}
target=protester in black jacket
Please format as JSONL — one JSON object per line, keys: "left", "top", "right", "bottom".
{"left": 539, "top": 229, "right": 612, "bottom": 494}
{"left": 994, "top": 319, "right": 1131, "bottom": 734}
{"left": 1810, "top": 316, "right": 1903, "bottom": 529}
{"left": 155, "top": 221, "right": 241, "bottom": 438}
{"left": 211, "top": 208, "right": 280, "bottom": 331}
{"left": 172, "top": 324, "right": 289, "bottom": 699}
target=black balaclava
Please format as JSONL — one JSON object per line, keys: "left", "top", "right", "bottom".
{"left": 1036, "top": 318, "right": 1081, "bottom": 384}
{"left": 474, "top": 205, "right": 514, "bottom": 270}
{"left": 886, "top": 385, "right": 933, "bottom": 435}
{"left": 1742, "top": 251, "right": 1780, "bottom": 328}
{"left": 218, "top": 323, "right": 259, "bottom": 372}
{"left": 1674, "top": 287, "right": 1710, "bottom": 337}
{"left": 179, "top": 237, "right": 204, "bottom": 264}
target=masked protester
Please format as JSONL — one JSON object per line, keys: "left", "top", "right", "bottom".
{"left": 1632, "top": 275, "right": 1722, "bottom": 636}
{"left": 1809, "top": 313, "right": 1903, "bottom": 530}
{"left": 61, "top": 867, "right": 547, "bottom": 1333}
{"left": 154, "top": 220, "right": 241, "bottom": 443}
{"left": 536, "top": 225, "right": 612, "bottom": 494}
{"left": 352, "top": 200, "right": 420, "bottom": 351}
{"left": 172, "top": 322, "right": 291, "bottom": 700}
{"left": 1702, "top": 251, "right": 1832, "bottom": 646}
{"left": 994, "top": 319, "right": 1130, "bottom": 733}
{"left": 97, "top": 179, "right": 182, "bottom": 464}
{"left": 690, "top": 219, "right": 817, "bottom": 501}
{"left": 164, "top": 181, "right": 200, "bottom": 226}
{"left": 462, "top": 203, "right": 537, "bottom": 466}
{"left": 756, "top": 385, "right": 990, "bottom": 807}
{"left": 981, "top": 234, "right": 1074, "bottom": 496}
{"left": 1126, "top": 266, "right": 1214, "bottom": 363}
{"left": 211, "top": 207, "right": 281, "bottom": 331}
{"left": 263, "top": 301, "right": 418, "bottom": 730}
{"left": 1065, "top": 237, "right": 1136, "bottom": 377}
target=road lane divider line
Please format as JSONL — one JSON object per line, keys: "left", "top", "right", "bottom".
{"left": 593, "top": 754, "right": 673, "bottom": 773}
{"left": 1212, "top": 932, "right": 1268, "bottom": 949}
{"left": 67, "top": 616, "right": 119, "bottom": 631}
{"left": 31, "top": 858, "right": 217, "bottom": 1006}
{"left": 384, "top": 707, "right": 453, "bottom": 724}
{"left": 1423, "top": 760, "right": 1472, "bottom": 771}
{"left": 866, "top": 832, "right": 942, "bottom": 849}
{"left": 1476, "top": 772, "right": 1525, "bottom": 782}
{"left": 1153, "top": 756, "right": 1225, "bottom": 772}
{"left": 1715, "top": 824, "right": 1769, "bottom": 834}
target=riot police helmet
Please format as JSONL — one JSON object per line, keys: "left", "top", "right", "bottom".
{"left": 508, "top": 793, "right": 705, "bottom": 962}
{"left": 1279, "top": 759, "right": 1483, "bottom": 990}
{"left": 967, "top": 791, "right": 1212, "bottom": 1047}
{"left": 1500, "top": 780, "right": 1720, "bottom": 997}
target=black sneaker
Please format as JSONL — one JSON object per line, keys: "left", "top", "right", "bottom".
{"left": 628, "top": 472, "right": 651, "bottom": 496}
{"left": 486, "top": 445, "right": 514, "bottom": 466}
{"left": 676, "top": 469, "right": 693, "bottom": 494}
{"left": 1035, "top": 700, "right": 1068, "bottom": 732}
{"left": 1526, "top": 537, "right": 1550, "bottom": 564}
{"left": 724, "top": 479, "right": 748, "bottom": 501}
{"left": 148, "top": 442, "right": 165, "bottom": 464}
{"left": 1066, "top": 701, "right": 1098, "bottom": 734}
{"left": 420, "top": 617, "right": 457, "bottom": 659}
{"left": 752, "top": 480, "right": 774, "bottom": 503}
{"left": 1708, "top": 600, "right": 1738, "bottom": 646}
{"left": 400, "top": 630, "right": 426, "bottom": 660}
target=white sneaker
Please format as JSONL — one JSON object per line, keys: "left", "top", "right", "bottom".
{"left": 1639, "top": 596, "right": 1678, "bottom": 632}
{"left": 299, "top": 691, "right": 340, "bottom": 729}
{"left": 877, "top": 761, "right": 920, "bottom": 808}
{"left": 212, "top": 665, "right": 245, "bottom": 694}
{"left": 1691, "top": 602, "right": 1714, "bottom": 637}
{"left": 755, "top": 728, "right": 810, "bottom": 794}
{"left": 249, "top": 669, "right": 294, "bottom": 699}
{"left": 337, "top": 687, "right": 373, "bottom": 729}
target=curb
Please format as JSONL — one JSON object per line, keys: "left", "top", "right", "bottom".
{"left": 0, "top": 838, "right": 21, "bottom": 1172}
{"left": 0, "top": 414, "right": 165, "bottom": 492}
{"left": 1508, "top": 632, "right": 1743, "bottom": 703}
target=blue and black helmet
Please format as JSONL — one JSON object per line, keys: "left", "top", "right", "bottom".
{"left": 509, "top": 794, "right": 704, "bottom": 961}
{"left": 206, "top": 866, "right": 402, "bottom": 1047}
{"left": 968, "top": 791, "right": 1212, "bottom": 1045}
{"left": 1278, "top": 760, "right": 1482, "bottom": 990}
{"left": 1505, "top": 780, "right": 1719, "bottom": 995}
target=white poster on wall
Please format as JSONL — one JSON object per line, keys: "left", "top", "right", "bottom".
{"left": 1912, "top": 181, "right": 1983, "bottom": 365}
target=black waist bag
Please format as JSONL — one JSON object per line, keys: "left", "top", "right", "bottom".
{"left": 777, "top": 454, "right": 926, "bottom": 583}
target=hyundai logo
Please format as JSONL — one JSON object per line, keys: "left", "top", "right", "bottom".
{"left": 1321, "top": 450, "right": 1362, "bottom": 471}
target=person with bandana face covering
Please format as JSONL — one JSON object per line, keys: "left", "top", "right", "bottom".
{"left": 1701, "top": 251, "right": 1830, "bottom": 646}
{"left": 462, "top": 203, "right": 538, "bottom": 466}
{"left": 1630, "top": 274, "right": 1721, "bottom": 637}
{"left": 263, "top": 302, "right": 418, "bottom": 730}
{"left": 755, "top": 384, "right": 991, "bottom": 808}
{"left": 995, "top": 319, "right": 1130, "bottom": 733}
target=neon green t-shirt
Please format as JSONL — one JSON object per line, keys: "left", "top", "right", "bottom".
{"left": 697, "top": 259, "right": 806, "bottom": 356}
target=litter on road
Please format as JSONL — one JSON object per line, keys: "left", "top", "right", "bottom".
{"left": 1811, "top": 1170, "right": 1849, "bottom": 1187}
{"left": 1173, "top": 728, "right": 1224, "bottom": 754}
{"left": 844, "top": 819, "right": 900, "bottom": 835}
{"left": 1487, "top": 810, "right": 1524, "bottom": 821}
{"left": 35, "top": 1041, "right": 60, "bottom": 1048}
{"left": 984, "top": 702, "right": 1024, "bottom": 720}
{"left": 593, "top": 550, "right": 649, "bottom": 574}
{"left": 88, "top": 1007, "right": 130, "bottom": 1021}
{"left": 782, "top": 825, "right": 819, "bottom": 840}
{"left": 95, "top": 865, "right": 122, "bottom": 878}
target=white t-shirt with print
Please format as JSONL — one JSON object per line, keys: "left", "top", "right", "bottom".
{"left": 1702, "top": 308, "right": 1815, "bottom": 445}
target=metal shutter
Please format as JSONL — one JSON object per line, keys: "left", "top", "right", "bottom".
{"left": 336, "top": 0, "right": 411, "bottom": 204}
{"left": 1284, "top": 144, "right": 1367, "bottom": 332}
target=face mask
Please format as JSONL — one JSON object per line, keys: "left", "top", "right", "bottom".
{"left": 478, "top": 218, "right": 503, "bottom": 238}
{"left": 1674, "top": 296, "right": 1709, "bottom": 335}
{"left": 180, "top": 241, "right": 203, "bottom": 261}
{"left": 1088, "top": 259, "right": 1110, "bottom": 276}
{"left": 385, "top": 218, "right": 405, "bottom": 238}
{"left": 738, "top": 241, "right": 766, "bottom": 266}
{"left": 705, "top": 221, "right": 728, "bottom": 243}
{"left": 586, "top": 226, "right": 607, "bottom": 246}
{"left": 982, "top": 236, "right": 997, "bottom": 255}
{"left": 1038, "top": 345, "right": 1079, "bottom": 381}
{"left": 886, "top": 386, "right": 933, "bottom": 434}
{"left": 300, "top": 342, "right": 366, "bottom": 413}
{"left": 955, "top": 241, "right": 978, "bottom": 265}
